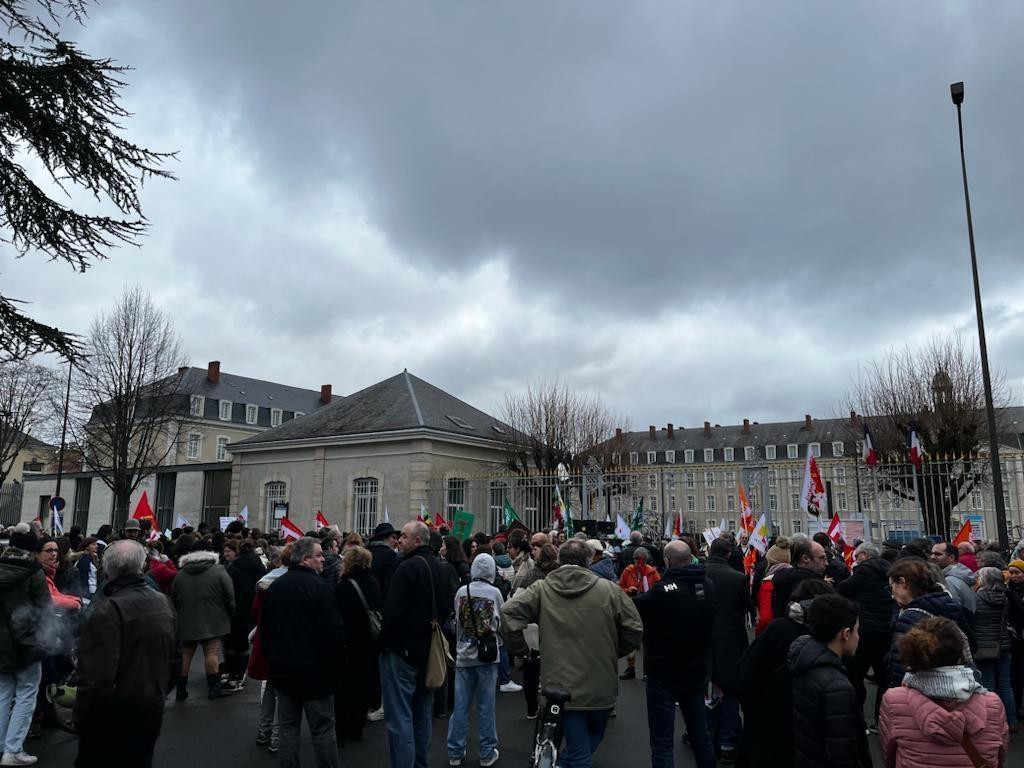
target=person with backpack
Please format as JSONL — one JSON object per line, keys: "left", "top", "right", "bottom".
{"left": 446, "top": 553, "right": 503, "bottom": 767}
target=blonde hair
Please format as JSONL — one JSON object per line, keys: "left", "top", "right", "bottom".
{"left": 342, "top": 545, "right": 371, "bottom": 576}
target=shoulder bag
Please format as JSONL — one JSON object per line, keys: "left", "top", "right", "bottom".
{"left": 467, "top": 580, "right": 498, "bottom": 663}
{"left": 349, "top": 578, "right": 382, "bottom": 640}
{"left": 416, "top": 556, "right": 453, "bottom": 689}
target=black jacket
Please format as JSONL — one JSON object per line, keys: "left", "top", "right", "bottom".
{"left": 616, "top": 543, "right": 640, "bottom": 576}
{"left": 888, "top": 591, "right": 973, "bottom": 687}
{"left": 336, "top": 567, "right": 384, "bottom": 656}
{"left": 771, "top": 566, "right": 821, "bottom": 618}
{"left": 788, "top": 635, "right": 871, "bottom": 768}
{"left": 836, "top": 557, "right": 892, "bottom": 634}
{"left": 369, "top": 542, "right": 399, "bottom": 596}
{"left": 634, "top": 565, "right": 718, "bottom": 694}
{"left": 0, "top": 548, "right": 48, "bottom": 673}
{"left": 823, "top": 551, "right": 850, "bottom": 584}
{"left": 974, "top": 586, "right": 1012, "bottom": 653}
{"left": 227, "top": 551, "right": 267, "bottom": 623}
{"left": 261, "top": 565, "right": 345, "bottom": 700}
{"left": 74, "top": 575, "right": 180, "bottom": 722}
{"left": 704, "top": 555, "right": 751, "bottom": 691}
{"left": 380, "top": 547, "right": 453, "bottom": 670}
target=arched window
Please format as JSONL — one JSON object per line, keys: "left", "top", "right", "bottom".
{"left": 446, "top": 477, "right": 465, "bottom": 521}
{"left": 265, "top": 481, "right": 287, "bottom": 529}
{"left": 354, "top": 478, "right": 379, "bottom": 537}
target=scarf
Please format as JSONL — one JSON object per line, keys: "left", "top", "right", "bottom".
{"left": 903, "top": 665, "right": 986, "bottom": 701}
{"left": 41, "top": 558, "right": 57, "bottom": 579}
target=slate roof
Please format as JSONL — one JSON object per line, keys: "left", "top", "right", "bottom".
{"left": 179, "top": 367, "right": 336, "bottom": 415}
{"left": 233, "top": 370, "right": 510, "bottom": 446}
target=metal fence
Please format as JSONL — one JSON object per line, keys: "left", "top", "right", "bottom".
{"left": 423, "top": 454, "right": 1024, "bottom": 543}
{"left": 0, "top": 483, "right": 24, "bottom": 528}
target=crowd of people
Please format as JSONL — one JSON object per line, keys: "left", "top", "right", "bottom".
{"left": 0, "top": 513, "right": 1021, "bottom": 767}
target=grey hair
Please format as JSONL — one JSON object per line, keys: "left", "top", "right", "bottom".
{"left": 791, "top": 533, "right": 810, "bottom": 544}
{"left": 629, "top": 531, "right": 642, "bottom": 545}
{"left": 664, "top": 540, "right": 692, "bottom": 568}
{"left": 290, "top": 536, "right": 321, "bottom": 565}
{"left": 405, "top": 521, "right": 429, "bottom": 546}
{"left": 854, "top": 541, "right": 881, "bottom": 559}
{"left": 633, "top": 547, "right": 651, "bottom": 563}
{"left": 976, "top": 566, "right": 1005, "bottom": 591}
{"left": 102, "top": 539, "right": 147, "bottom": 581}
{"left": 557, "top": 539, "right": 592, "bottom": 567}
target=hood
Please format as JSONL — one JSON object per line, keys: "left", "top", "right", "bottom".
{"left": 0, "top": 553, "right": 39, "bottom": 590}
{"left": 543, "top": 564, "right": 600, "bottom": 598}
{"left": 178, "top": 550, "right": 220, "bottom": 573}
{"left": 908, "top": 689, "right": 987, "bottom": 745}
{"left": 976, "top": 585, "right": 1007, "bottom": 608}
{"left": 786, "top": 598, "right": 813, "bottom": 626}
{"left": 858, "top": 556, "right": 890, "bottom": 579}
{"left": 944, "top": 563, "right": 976, "bottom": 587}
{"left": 471, "top": 553, "right": 496, "bottom": 583}
{"left": 494, "top": 553, "right": 513, "bottom": 568}
{"left": 788, "top": 634, "right": 845, "bottom": 676}
{"left": 258, "top": 565, "right": 288, "bottom": 589}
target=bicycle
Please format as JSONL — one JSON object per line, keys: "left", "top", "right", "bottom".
{"left": 530, "top": 685, "right": 571, "bottom": 768}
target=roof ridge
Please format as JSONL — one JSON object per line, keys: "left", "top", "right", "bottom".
{"left": 403, "top": 369, "right": 425, "bottom": 427}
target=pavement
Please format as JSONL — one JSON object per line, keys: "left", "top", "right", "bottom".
{"left": 30, "top": 664, "right": 1024, "bottom": 767}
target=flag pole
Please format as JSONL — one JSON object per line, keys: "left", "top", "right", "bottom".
{"left": 911, "top": 462, "right": 925, "bottom": 536}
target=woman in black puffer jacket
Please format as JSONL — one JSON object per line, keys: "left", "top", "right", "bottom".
{"left": 224, "top": 540, "right": 267, "bottom": 690}
{"left": 974, "top": 566, "right": 1022, "bottom": 731}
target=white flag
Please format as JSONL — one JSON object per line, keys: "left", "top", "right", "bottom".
{"left": 237, "top": 505, "right": 249, "bottom": 523}
{"left": 749, "top": 514, "right": 769, "bottom": 554}
{"left": 175, "top": 515, "right": 190, "bottom": 529}
{"left": 384, "top": 505, "right": 390, "bottom": 524}
{"left": 163, "top": 529, "right": 173, "bottom": 539}
{"left": 663, "top": 513, "right": 672, "bottom": 540}
{"left": 614, "top": 514, "right": 631, "bottom": 540}
{"left": 52, "top": 508, "right": 63, "bottom": 534}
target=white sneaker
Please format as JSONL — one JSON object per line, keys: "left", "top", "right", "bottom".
{"left": 499, "top": 681, "right": 523, "bottom": 693}
{"left": 366, "top": 707, "right": 384, "bottom": 722}
{"left": 1, "top": 753, "right": 39, "bottom": 766}
{"left": 480, "top": 749, "right": 500, "bottom": 767}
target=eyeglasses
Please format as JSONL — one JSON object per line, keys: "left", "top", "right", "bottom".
{"left": 42, "top": 548, "right": 59, "bottom": 554}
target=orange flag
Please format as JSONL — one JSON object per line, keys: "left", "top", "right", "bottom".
{"left": 952, "top": 519, "right": 972, "bottom": 547}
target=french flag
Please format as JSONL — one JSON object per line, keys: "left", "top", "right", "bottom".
{"left": 907, "top": 424, "right": 923, "bottom": 469}
{"left": 862, "top": 424, "right": 878, "bottom": 467}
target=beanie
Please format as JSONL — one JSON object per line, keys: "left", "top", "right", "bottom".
{"left": 766, "top": 537, "right": 792, "bottom": 566}
{"left": 9, "top": 522, "right": 38, "bottom": 553}
{"left": 1009, "top": 559, "right": 1024, "bottom": 573}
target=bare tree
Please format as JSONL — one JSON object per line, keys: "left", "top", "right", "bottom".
{"left": 499, "top": 379, "right": 627, "bottom": 475}
{"left": 847, "top": 334, "right": 1008, "bottom": 537}
{"left": 0, "top": 359, "right": 57, "bottom": 484}
{"left": 70, "top": 287, "right": 189, "bottom": 526}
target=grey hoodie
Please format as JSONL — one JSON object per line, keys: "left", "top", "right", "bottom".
{"left": 453, "top": 554, "right": 503, "bottom": 667}
{"left": 943, "top": 563, "right": 977, "bottom": 615}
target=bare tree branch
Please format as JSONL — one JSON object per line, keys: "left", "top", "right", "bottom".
{"left": 0, "top": 357, "right": 57, "bottom": 484}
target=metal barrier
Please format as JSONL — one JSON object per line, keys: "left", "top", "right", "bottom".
{"left": 0, "top": 483, "right": 24, "bottom": 528}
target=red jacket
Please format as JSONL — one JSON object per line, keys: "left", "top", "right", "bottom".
{"left": 754, "top": 575, "right": 776, "bottom": 636}
{"left": 879, "top": 685, "right": 1007, "bottom": 768}
{"left": 46, "top": 575, "right": 81, "bottom": 612}
{"left": 148, "top": 558, "right": 178, "bottom": 595}
{"left": 619, "top": 563, "right": 660, "bottom": 594}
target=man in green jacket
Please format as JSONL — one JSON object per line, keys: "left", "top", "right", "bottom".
{"left": 502, "top": 539, "right": 643, "bottom": 768}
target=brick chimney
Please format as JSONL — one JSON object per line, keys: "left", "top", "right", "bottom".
{"left": 703, "top": 421, "right": 711, "bottom": 437}
{"left": 177, "top": 365, "right": 189, "bottom": 375}
{"left": 803, "top": 414, "right": 812, "bottom": 430}
{"left": 207, "top": 360, "right": 220, "bottom": 384}
{"left": 667, "top": 423, "right": 674, "bottom": 438}
{"left": 849, "top": 409, "right": 857, "bottom": 424}
{"left": 649, "top": 425, "right": 656, "bottom": 441}
{"left": 615, "top": 427, "right": 622, "bottom": 439}
{"left": 742, "top": 418, "right": 750, "bottom": 434}
{"left": 320, "top": 384, "right": 332, "bottom": 403}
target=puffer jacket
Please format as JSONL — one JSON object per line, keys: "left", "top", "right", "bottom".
{"left": 589, "top": 557, "right": 617, "bottom": 582}
{"left": 836, "top": 556, "right": 892, "bottom": 633}
{"left": 889, "top": 591, "right": 973, "bottom": 687}
{"left": 942, "top": 563, "right": 977, "bottom": 616}
{"left": 502, "top": 564, "right": 643, "bottom": 710}
{"left": 170, "top": 550, "right": 235, "bottom": 642}
{"left": 0, "top": 547, "right": 50, "bottom": 673}
{"left": 755, "top": 565, "right": 788, "bottom": 636}
{"left": 974, "top": 586, "right": 1011, "bottom": 654}
{"left": 788, "top": 635, "right": 872, "bottom": 768}
{"left": 879, "top": 685, "right": 1007, "bottom": 768}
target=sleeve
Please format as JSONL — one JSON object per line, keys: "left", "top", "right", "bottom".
{"left": 380, "top": 562, "right": 411, "bottom": 644}
{"left": 618, "top": 567, "right": 631, "bottom": 591}
{"left": 47, "top": 576, "right": 80, "bottom": 611}
{"left": 613, "top": 585, "right": 644, "bottom": 657}
{"left": 878, "top": 690, "right": 897, "bottom": 768}
{"left": 836, "top": 567, "right": 863, "bottom": 599}
{"left": 822, "top": 678, "right": 867, "bottom": 768}
{"left": 72, "top": 602, "right": 121, "bottom": 722}
{"left": 500, "top": 580, "right": 542, "bottom": 657}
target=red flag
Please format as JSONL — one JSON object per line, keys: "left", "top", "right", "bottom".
{"left": 314, "top": 510, "right": 330, "bottom": 531}
{"left": 672, "top": 510, "right": 683, "bottom": 539}
{"left": 280, "top": 517, "right": 304, "bottom": 541}
{"left": 825, "top": 513, "right": 844, "bottom": 544}
{"left": 862, "top": 424, "right": 878, "bottom": 467}
{"left": 743, "top": 547, "right": 758, "bottom": 576}
{"left": 952, "top": 519, "right": 972, "bottom": 547}
{"left": 132, "top": 491, "right": 157, "bottom": 529}
{"left": 433, "top": 513, "right": 449, "bottom": 530}
{"left": 842, "top": 543, "right": 855, "bottom": 569}
{"left": 908, "top": 427, "right": 924, "bottom": 469}
{"left": 738, "top": 483, "right": 754, "bottom": 534}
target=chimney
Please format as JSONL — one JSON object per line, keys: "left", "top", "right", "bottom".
{"left": 667, "top": 423, "right": 674, "bottom": 438}
{"left": 207, "top": 360, "right": 220, "bottom": 384}
{"left": 850, "top": 409, "right": 857, "bottom": 424}
{"left": 615, "top": 427, "right": 622, "bottom": 439}
{"left": 703, "top": 421, "right": 711, "bottom": 437}
{"left": 320, "top": 384, "right": 332, "bottom": 403}
{"left": 649, "top": 425, "right": 656, "bottom": 441}
{"left": 177, "top": 365, "right": 188, "bottom": 375}
{"left": 742, "top": 418, "right": 750, "bottom": 434}
{"left": 803, "top": 413, "right": 812, "bottom": 430}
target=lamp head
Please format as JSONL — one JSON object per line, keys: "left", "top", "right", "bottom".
{"left": 950, "top": 81, "right": 965, "bottom": 106}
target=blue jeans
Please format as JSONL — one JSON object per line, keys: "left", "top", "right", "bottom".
{"left": 646, "top": 678, "right": 715, "bottom": 768}
{"left": 558, "top": 709, "right": 611, "bottom": 768}
{"left": 979, "top": 653, "right": 1017, "bottom": 725}
{"left": 380, "top": 651, "right": 433, "bottom": 768}
{"left": 0, "top": 662, "right": 42, "bottom": 754}
{"left": 447, "top": 664, "right": 498, "bottom": 761}
{"left": 716, "top": 693, "right": 740, "bottom": 750}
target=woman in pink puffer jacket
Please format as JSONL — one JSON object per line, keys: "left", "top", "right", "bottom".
{"left": 879, "top": 616, "right": 1008, "bottom": 768}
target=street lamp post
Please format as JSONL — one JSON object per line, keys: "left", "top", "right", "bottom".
{"left": 950, "top": 81, "right": 1009, "bottom": 552}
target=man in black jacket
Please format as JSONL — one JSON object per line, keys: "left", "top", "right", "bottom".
{"left": 261, "top": 537, "right": 344, "bottom": 768}
{"left": 616, "top": 531, "right": 643, "bottom": 577}
{"left": 380, "top": 521, "right": 453, "bottom": 768}
{"left": 705, "top": 538, "right": 752, "bottom": 763}
{"left": 788, "top": 594, "right": 871, "bottom": 768}
{"left": 635, "top": 540, "right": 718, "bottom": 768}
{"left": 813, "top": 533, "right": 850, "bottom": 583}
{"left": 75, "top": 539, "right": 181, "bottom": 768}
{"left": 369, "top": 522, "right": 400, "bottom": 596}
{"left": 772, "top": 537, "right": 826, "bottom": 618}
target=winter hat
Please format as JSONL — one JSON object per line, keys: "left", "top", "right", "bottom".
{"left": 9, "top": 522, "right": 38, "bottom": 553}
{"left": 1008, "top": 559, "right": 1024, "bottom": 573}
{"left": 767, "top": 537, "right": 792, "bottom": 566}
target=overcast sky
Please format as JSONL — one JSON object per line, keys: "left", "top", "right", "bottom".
{"left": 6, "top": 1, "right": 1024, "bottom": 430}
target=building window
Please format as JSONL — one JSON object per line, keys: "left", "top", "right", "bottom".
{"left": 1003, "top": 488, "right": 1012, "bottom": 510}
{"left": 629, "top": 452, "right": 639, "bottom": 465}
{"left": 725, "top": 470, "right": 735, "bottom": 483}
{"left": 810, "top": 443, "right": 821, "bottom": 458}
{"left": 769, "top": 494, "right": 778, "bottom": 512}
{"left": 832, "top": 441, "right": 844, "bottom": 457}
{"left": 647, "top": 451, "right": 657, "bottom": 465}
{"left": 649, "top": 495, "right": 658, "bottom": 512}
{"left": 728, "top": 519, "right": 737, "bottom": 532}
{"left": 791, "top": 493, "right": 800, "bottom": 511}
{"left": 489, "top": 482, "right": 509, "bottom": 532}
{"left": 706, "top": 518, "right": 716, "bottom": 530}
{"left": 686, "top": 472, "right": 695, "bottom": 489}
{"left": 294, "top": 411, "right": 305, "bottom": 419}
{"left": 219, "top": 400, "right": 232, "bottom": 421}
{"left": 665, "top": 473, "right": 675, "bottom": 490}
{"left": 665, "top": 450, "right": 675, "bottom": 464}
{"left": 706, "top": 495, "right": 716, "bottom": 512}
{"left": 704, "top": 471, "right": 715, "bottom": 488}
{"left": 447, "top": 477, "right": 466, "bottom": 518}
{"left": 648, "top": 473, "right": 658, "bottom": 490}
{"left": 787, "top": 444, "right": 798, "bottom": 459}
{"left": 792, "top": 519, "right": 802, "bottom": 534}
{"left": 270, "top": 408, "right": 282, "bottom": 427}
{"left": 187, "top": 433, "right": 201, "bottom": 460}
{"left": 768, "top": 470, "right": 777, "bottom": 487}
{"left": 703, "top": 449, "right": 714, "bottom": 463}
{"left": 265, "top": 481, "right": 287, "bottom": 528}
{"left": 744, "top": 446, "right": 755, "bottom": 461}
{"left": 724, "top": 447, "right": 734, "bottom": 461}
{"left": 789, "top": 469, "right": 800, "bottom": 485}
{"left": 216, "top": 436, "right": 229, "bottom": 462}
{"left": 971, "top": 489, "right": 982, "bottom": 510}
{"left": 893, "top": 495, "right": 903, "bottom": 511}
{"left": 687, "top": 495, "right": 695, "bottom": 513}
{"left": 727, "top": 494, "right": 736, "bottom": 512}
{"left": 190, "top": 395, "right": 204, "bottom": 417}
{"left": 838, "top": 492, "right": 848, "bottom": 511}
{"left": 354, "top": 478, "right": 378, "bottom": 536}
{"left": 245, "top": 404, "right": 258, "bottom": 424}
{"left": 862, "top": 494, "right": 872, "bottom": 511}
{"left": 835, "top": 467, "right": 846, "bottom": 486}
{"left": 765, "top": 445, "right": 776, "bottom": 460}
{"left": 611, "top": 452, "right": 620, "bottom": 466}
{"left": 683, "top": 450, "right": 693, "bottom": 463}
{"left": 669, "top": 494, "right": 676, "bottom": 512}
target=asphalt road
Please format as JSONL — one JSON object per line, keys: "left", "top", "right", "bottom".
{"left": 31, "top": 663, "right": 1024, "bottom": 767}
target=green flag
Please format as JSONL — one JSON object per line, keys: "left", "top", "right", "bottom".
{"left": 631, "top": 497, "right": 644, "bottom": 531}
{"left": 554, "top": 484, "right": 573, "bottom": 536}
{"left": 503, "top": 499, "right": 520, "bottom": 527}
{"left": 452, "top": 508, "right": 475, "bottom": 540}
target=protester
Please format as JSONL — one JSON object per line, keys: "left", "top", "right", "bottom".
{"left": 788, "top": 594, "right": 870, "bottom": 768}
{"left": 224, "top": 539, "right": 266, "bottom": 691}
{"left": 618, "top": 546, "right": 660, "bottom": 680}
{"left": 146, "top": 542, "right": 178, "bottom": 595}
{"left": 379, "top": 521, "right": 453, "bottom": 768}
{"left": 812, "top": 532, "right": 850, "bottom": 583}
{"left": 503, "top": 539, "right": 643, "bottom": 768}
{"left": 587, "top": 539, "right": 616, "bottom": 581}
{"left": 973, "top": 565, "right": 1021, "bottom": 731}
{"left": 879, "top": 617, "right": 1008, "bottom": 767}
{"left": 73, "top": 537, "right": 100, "bottom": 599}
{"left": 248, "top": 545, "right": 289, "bottom": 754}
{"left": 261, "top": 536, "right": 343, "bottom": 768}
{"left": 73, "top": 540, "right": 180, "bottom": 768}
{"left": 441, "top": 535, "right": 471, "bottom": 585}
{"left": 36, "top": 537, "right": 81, "bottom": 613}
{"left": 616, "top": 531, "right": 643, "bottom": 577}
{"left": 754, "top": 537, "right": 791, "bottom": 635}
{"left": 369, "top": 522, "right": 400, "bottom": 597}
{"left": 1008, "top": 558, "right": 1024, "bottom": 720}
{"left": 511, "top": 532, "right": 550, "bottom": 594}
{"left": 771, "top": 537, "right": 826, "bottom": 618}
{"left": 335, "top": 545, "right": 383, "bottom": 744}
{"left": 0, "top": 524, "right": 49, "bottom": 767}
{"left": 320, "top": 532, "right": 343, "bottom": 583}
{"left": 635, "top": 540, "right": 718, "bottom": 768}
{"left": 957, "top": 541, "right": 980, "bottom": 572}
{"left": 170, "top": 544, "right": 236, "bottom": 700}
{"left": 929, "top": 541, "right": 977, "bottom": 619}
{"left": 492, "top": 541, "right": 515, "bottom": 584}
{"left": 447, "top": 553, "right": 503, "bottom": 767}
